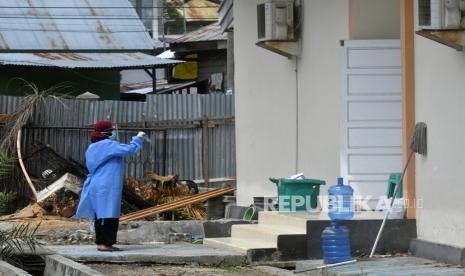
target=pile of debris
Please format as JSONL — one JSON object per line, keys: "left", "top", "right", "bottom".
{"left": 3, "top": 142, "right": 206, "bottom": 222}
{"left": 125, "top": 172, "right": 205, "bottom": 220}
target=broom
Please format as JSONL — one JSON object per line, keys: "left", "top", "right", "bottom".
{"left": 369, "top": 122, "right": 427, "bottom": 258}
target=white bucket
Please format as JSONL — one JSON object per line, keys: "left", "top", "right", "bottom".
{"left": 386, "top": 198, "right": 406, "bottom": 219}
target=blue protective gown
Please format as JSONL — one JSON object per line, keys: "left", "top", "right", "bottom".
{"left": 74, "top": 136, "right": 144, "bottom": 219}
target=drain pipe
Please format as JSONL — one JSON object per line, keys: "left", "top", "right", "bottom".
{"left": 295, "top": 57, "right": 299, "bottom": 172}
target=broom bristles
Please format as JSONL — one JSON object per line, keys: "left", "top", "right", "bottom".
{"left": 410, "top": 122, "right": 427, "bottom": 155}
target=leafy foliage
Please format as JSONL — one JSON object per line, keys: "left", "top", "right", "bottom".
{"left": 163, "top": 0, "right": 184, "bottom": 34}
{"left": 0, "top": 81, "right": 70, "bottom": 151}
{"left": 0, "top": 151, "right": 15, "bottom": 177}
{"left": 0, "top": 223, "right": 40, "bottom": 265}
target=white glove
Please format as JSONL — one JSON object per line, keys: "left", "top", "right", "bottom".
{"left": 137, "top": 131, "right": 146, "bottom": 137}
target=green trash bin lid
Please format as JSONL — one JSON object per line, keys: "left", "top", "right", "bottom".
{"left": 270, "top": 177, "right": 325, "bottom": 211}
{"left": 269, "top": 177, "right": 326, "bottom": 186}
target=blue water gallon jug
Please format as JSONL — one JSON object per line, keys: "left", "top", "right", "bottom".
{"left": 322, "top": 221, "right": 352, "bottom": 264}
{"left": 328, "top": 177, "right": 354, "bottom": 220}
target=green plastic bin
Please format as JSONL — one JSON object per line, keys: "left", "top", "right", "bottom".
{"left": 387, "top": 173, "right": 403, "bottom": 198}
{"left": 270, "top": 177, "right": 326, "bottom": 211}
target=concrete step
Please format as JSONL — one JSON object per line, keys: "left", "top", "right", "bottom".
{"left": 231, "top": 224, "right": 305, "bottom": 245}
{"left": 258, "top": 211, "right": 385, "bottom": 229}
{"left": 203, "top": 237, "right": 275, "bottom": 254}
{"left": 258, "top": 211, "right": 309, "bottom": 230}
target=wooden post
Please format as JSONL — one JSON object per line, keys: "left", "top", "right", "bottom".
{"left": 400, "top": 0, "right": 416, "bottom": 219}
{"left": 202, "top": 116, "right": 210, "bottom": 188}
{"left": 348, "top": 0, "right": 353, "bottom": 39}
{"left": 16, "top": 129, "right": 38, "bottom": 200}
{"left": 162, "top": 130, "right": 167, "bottom": 176}
{"left": 152, "top": 66, "right": 157, "bottom": 94}
{"left": 226, "top": 31, "right": 235, "bottom": 92}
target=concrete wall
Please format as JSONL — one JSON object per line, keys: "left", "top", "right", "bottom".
{"left": 234, "top": 0, "right": 349, "bottom": 205}
{"left": 351, "top": 0, "right": 400, "bottom": 39}
{"left": 414, "top": 3, "right": 465, "bottom": 246}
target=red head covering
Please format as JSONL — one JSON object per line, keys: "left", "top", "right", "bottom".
{"left": 90, "top": 121, "right": 113, "bottom": 143}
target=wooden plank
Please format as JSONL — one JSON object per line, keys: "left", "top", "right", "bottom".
{"left": 202, "top": 117, "right": 210, "bottom": 188}
{"left": 255, "top": 41, "right": 300, "bottom": 58}
{"left": 120, "top": 187, "right": 235, "bottom": 221}
{"left": 401, "top": 0, "right": 416, "bottom": 219}
{"left": 348, "top": 0, "right": 353, "bottom": 39}
{"left": 416, "top": 30, "right": 465, "bottom": 51}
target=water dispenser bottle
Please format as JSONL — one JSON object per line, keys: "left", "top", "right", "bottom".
{"left": 328, "top": 177, "right": 354, "bottom": 220}
{"left": 322, "top": 221, "right": 352, "bottom": 264}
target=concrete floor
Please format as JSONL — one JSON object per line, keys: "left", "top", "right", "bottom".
{"left": 46, "top": 244, "right": 247, "bottom": 266}
{"left": 45, "top": 245, "right": 465, "bottom": 275}
{"left": 295, "top": 257, "right": 465, "bottom": 275}
{"left": 88, "top": 263, "right": 277, "bottom": 276}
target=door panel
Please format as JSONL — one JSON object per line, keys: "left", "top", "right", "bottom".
{"left": 348, "top": 128, "right": 402, "bottom": 148}
{"left": 341, "top": 40, "right": 402, "bottom": 198}
{"left": 348, "top": 48, "right": 401, "bottom": 68}
{"left": 348, "top": 101, "right": 401, "bottom": 121}
{"left": 348, "top": 74, "right": 401, "bottom": 95}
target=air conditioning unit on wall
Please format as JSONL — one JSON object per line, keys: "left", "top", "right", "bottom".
{"left": 418, "top": 0, "right": 465, "bottom": 29}
{"left": 257, "top": 0, "right": 295, "bottom": 41}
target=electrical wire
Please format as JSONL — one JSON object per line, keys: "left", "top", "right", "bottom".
{"left": 0, "top": 16, "right": 219, "bottom": 20}
{"left": 0, "top": 6, "right": 218, "bottom": 9}
{"left": 0, "top": 28, "right": 148, "bottom": 33}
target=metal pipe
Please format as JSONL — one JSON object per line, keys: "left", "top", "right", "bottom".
{"left": 294, "top": 260, "right": 357, "bottom": 274}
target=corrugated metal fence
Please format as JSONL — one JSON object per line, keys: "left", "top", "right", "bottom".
{"left": 0, "top": 95, "right": 235, "bottom": 194}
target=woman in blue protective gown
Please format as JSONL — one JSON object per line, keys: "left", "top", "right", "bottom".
{"left": 74, "top": 121, "right": 145, "bottom": 252}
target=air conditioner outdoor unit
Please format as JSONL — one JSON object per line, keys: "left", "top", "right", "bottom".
{"left": 257, "top": 0, "right": 294, "bottom": 41}
{"left": 418, "top": 0, "right": 465, "bottom": 29}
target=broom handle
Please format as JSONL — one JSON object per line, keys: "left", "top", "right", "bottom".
{"left": 16, "top": 129, "right": 38, "bottom": 200}
{"left": 369, "top": 150, "right": 414, "bottom": 258}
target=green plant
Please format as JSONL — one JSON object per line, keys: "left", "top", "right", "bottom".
{"left": 0, "top": 223, "right": 40, "bottom": 265}
{"left": 0, "top": 81, "right": 69, "bottom": 151}
{"left": 163, "top": 0, "right": 184, "bottom": 34}
{"left": 0, "top": 192, "right": 18, "bottom": 211}
{"left": 0, "top": 151, "right": 15, "bottom": 177}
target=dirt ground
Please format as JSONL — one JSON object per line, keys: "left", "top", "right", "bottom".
{"left": 88, "top": 264, "right": 276, "bottom": 276}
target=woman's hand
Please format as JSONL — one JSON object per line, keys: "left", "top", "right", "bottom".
{"left": 137, "top": 131, "right": 146, "bottom": 137}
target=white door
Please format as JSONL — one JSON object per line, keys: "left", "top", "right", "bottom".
{"left": 340, "top": 40, "right": 402, "bottom": 199}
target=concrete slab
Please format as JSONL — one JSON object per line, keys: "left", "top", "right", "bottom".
{"left": 254, "top": 265, "right": 295, "bottom": 276}
{"left": 307, "top": 219, "right": 416, "bottom": 258}
{"left": 295, "top": 257, "right": 465, "bottom": 275}
{"left": 117, "top": 220, "right": 204, "bottom": 243}
{"left": 46, "top": 244, "right": 247, "bottom": 266}
{"left": 410, "top": 238, "right": 465, "bottom": 266}
{"left": 203, "top": 219, "right": 253, "bottom": 239}
{"left": 44, "top": 255, "right": 104, "bottom": 276}
{"left": 0, "top": 260, "right": 32, "bottom": 276}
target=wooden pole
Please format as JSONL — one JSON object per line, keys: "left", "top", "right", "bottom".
{"left": 16, "top": 129, "right": 38, "bottom": 200}
{"left": 400, "top": 0, "right": 416, "bottom": 219}
{"left": 202, "top": 116, "right": 210, "bottom": 188}
{"left": 120, "top": 187, "right": 235, "bottom": 221}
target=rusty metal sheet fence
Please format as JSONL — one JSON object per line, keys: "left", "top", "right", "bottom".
{"left": 0, "top": 95, "right": 235, "bottom": 195}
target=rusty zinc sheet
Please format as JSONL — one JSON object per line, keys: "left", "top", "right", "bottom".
{"left": 172, "top": 23, "right": 227, "bottom": 43}
{"left": 0, "top": 52, "right": 183, "bottom": 69}
{"left": 175, "top": 0, "right": 219, "bottom": 22}
{"left": 0, "top": 0, "right": 155, "bottom": 51}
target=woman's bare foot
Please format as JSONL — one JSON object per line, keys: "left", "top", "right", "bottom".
{"left": 97, "top": 244, "right": 114, "bottom": 251}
